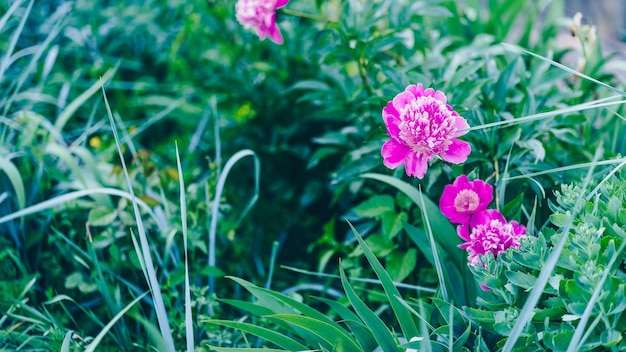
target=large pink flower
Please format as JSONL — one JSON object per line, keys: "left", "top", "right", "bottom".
{"left": 381, "top": 84, "right": 471, "bottom": 179}
{"left": 439, "top": 175, "right": 493, "bottom": 224}
{"left": 458, "top": 209, "right": 526, "bottom": 266}
{"left": 235, "top": 0, "right": 290, "bottom": 44}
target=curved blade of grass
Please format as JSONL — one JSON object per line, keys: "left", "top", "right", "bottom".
{"left": 84, "top": 292, "right": 148, "bottom": 352}
{"left": 0, "top": 156, "right": 25, "bottom": 210}
{"left": 0, "top": 0, "right": 32, "bottom": 83}
{"left": 313, "top": 297, "right": 378, "bottom": 351}
{"left": 0, "top": 0, "right": 25, "bottom": 33}
{"left": 102, "top": 87, "right": 174, "bottom": 351}
{"left": 54, "top": 66, "right": 117, "bottom": 132}
{"left": 281, "top": 265, "right": 436, "bottom": 293}
{"left": 267, "top": 314, "right": 362, "bottom": 351}
{"left": 503, "top": 157, "right": 626, "bottom": 181}
{"left": 502, "top": 147, "right": 600, "bottom": 351}
{"left": 227, "top": 276, "right": 336, "bottom": 324}
{"left": 347, "top": 222, "right": 419, "bottom": 338}
{"left": 208, "top": 149, "right": 260, "bottom": 294}
{"left": 502, "top": 43, "right": 626, "bottom": 97}
{"left": 339, "top": 261, "right": 399, "bottom": 352}
{"left": 0, "top": 187, "right": 164, "bottom": 230}
{"left": 175, "top": 142, "right": 194, "bottom": 352}
{"left": 60, "top": 330, "right": 73, "bottom": 352}
{"left": 469, "top": 97, "right": 625, "bottom": 131}
{"left": 203, "top": 320, "right": 308, "bottom": 351}
{"left": 417, "top": 188, "right": 449, "bottom": 302}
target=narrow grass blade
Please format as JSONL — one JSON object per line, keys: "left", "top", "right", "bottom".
{"left": 209, "top": 150, "right": 260, "bottom": 293}
{"left": 227, "top": 276, "right": 336, "bottom": 324}
{"left": 203, "top": 320, "right": 308, "bottom": 351}
{"left": 267, "top": 314, "right": 362, "bottom": 351}
{"left": 469, "top": 97, "right": 625, "bottom": 131}
{"left": 0, "top": 156, "right": 25, "bottom": 210}
{"left": 102, "top": 87, "right": 174, "bottom": 351}
{"left": 83, "top": 292, "right": 148, "bottom": 352}
{"left": 281, "top": 265, "right": 436, "bottom": 293}
{"left": 416, "top": 190, "right": 448, "bottom": 302}
{"left": 347, "top": 222, "right": 419, "bottom": 338}
{"left": 55, "top": 66, "right": 117, "bottom": 132}
{"left": 60, "top": 330, "right": 73, "bottom": 352}
{"left": 503, "top": 157, "right": 626, "bottom": 181}
{"left": 339, "top": 261, "right": 399, "bottom": 352}
{"left": 0, "top": 0, "right": 32, "bottom": 83}
{"left": 502, "top": 43, "right": 626, "bottom": 98}
{"left": 175, "top": 142, "right": 194, "bottom": 352}
{"left": 314, "top": 296, "right": 378, "bottom": 351}
{"left": 0, "top": 187, "right": 164, "bottom": 230}
{"left": 0, "top": 0, "right": 25, "bottom": 33}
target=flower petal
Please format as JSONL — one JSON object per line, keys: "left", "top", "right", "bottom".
{"left": 267, "top": 22, "right": 284, "bottom": 44}
{"left": 405, "top": 151, "right": 429, "bottom": 178}
{"left": 382, "top": 140, "right": 411, "bottom": 169}
{"left": 440, "top": 139, "right": 471, "bottom": 164}
{"left": 275, "top": 0, "right": 290, "bottom": 8}
{"left": 392, "top": 90, "right": 416, "bottom": 112}
{"left": 453, "top": 117, "right": 470, "bottom": 136}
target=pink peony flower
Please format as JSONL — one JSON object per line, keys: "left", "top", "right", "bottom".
{"left": 439, "top": 175, "right": 493, "bottom": 224}
{"left": 381, "top": 83, "right": 471, "bottom": 179}
{"left": 458, "top": 209, "right": 526, "bottom": 266}
{"left": 235, "top": 0, "right": 290, "bottom": 44}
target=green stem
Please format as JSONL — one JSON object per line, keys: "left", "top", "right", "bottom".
{"left": 281, "top": 8, "right": 328, "bottom": 22}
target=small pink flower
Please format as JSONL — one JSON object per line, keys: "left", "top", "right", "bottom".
{"left": 381, "top": 84, "right": 471, "bottom": 179}
{"left": 235, "top": 0, "right": 290, "bottom": 44}
{"left": 458, "top": 210, "right": 526, "bottom": 266}
{"left": 439, "top": 175, "right": 492, "bottom": 224}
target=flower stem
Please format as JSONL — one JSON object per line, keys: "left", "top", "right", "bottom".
{"left": 281, "top": 8, "right": 328, "bottom": 22}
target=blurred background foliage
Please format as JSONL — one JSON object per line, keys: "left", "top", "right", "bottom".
{"left": 1, "top": 0, "right": 625, "bottom": 349}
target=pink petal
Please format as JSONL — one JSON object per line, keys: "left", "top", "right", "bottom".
{"left": 392, "top": 91, "right": 416, "bottom": 112}
{"left": 267, "top": 22, "right": 284, "bottom": 44}
{"left": 275, "top": 0, "right": 290, "bottom": 8}
{"left": 433, "top": 90, "right": 447, "bottom": 103}
{"left": 453, "top": 117, "right": 470, "bottom": 136}
{"left": 383, "top": 110, "right": 401, "bottom": 139}
{"left": 406, "top": 83, "right": 424, "bottom": 98}
{"left": 382, "top": 140, "right": 411, "bottom": 169}
{"left": 440, "top": 139, "right": 471, "bottom": 164}
{"left": 404, "top": 151, "right": 428, "bottom": 178}
{"left": 256, "top": 27, "right": 268, "bottom": 40}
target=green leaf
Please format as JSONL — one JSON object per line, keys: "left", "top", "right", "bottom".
{"left": 227, "top": 276, "right": 337, "bottom": 325}
{"left": 87, "top": 207, "right": 118, "bottom": 227}
{"left": 0, "top": 157, "right": 25, "bottom": 210}
{"left": 386, "top": 248, "right": 417, "bottom": 282}
{"left": 506, "top": 271, "right": 538, "bottom": 290}
{"left": 203, "top": 320, "right": 308, "bottom": 351}
{"left": 267, "top": 314, "right": 362, "bottom": 351}
{"left": 549, "top": 213, "right": 570, "bottom": 227}
{"left": 339, "top": 262, "right": 399, "bottom": 352}
{"left": 348, "top": 222, "right": 419, "bottom": 340}
{"left": 353, "top": 195, "right": 395, "bottom": 218}
{"left": 381, "top": 211, "right": 406, "bottom": 240}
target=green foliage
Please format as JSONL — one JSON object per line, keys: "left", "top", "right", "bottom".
{"left": 1, "top": 0, "right": 626, "bottom": 350}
